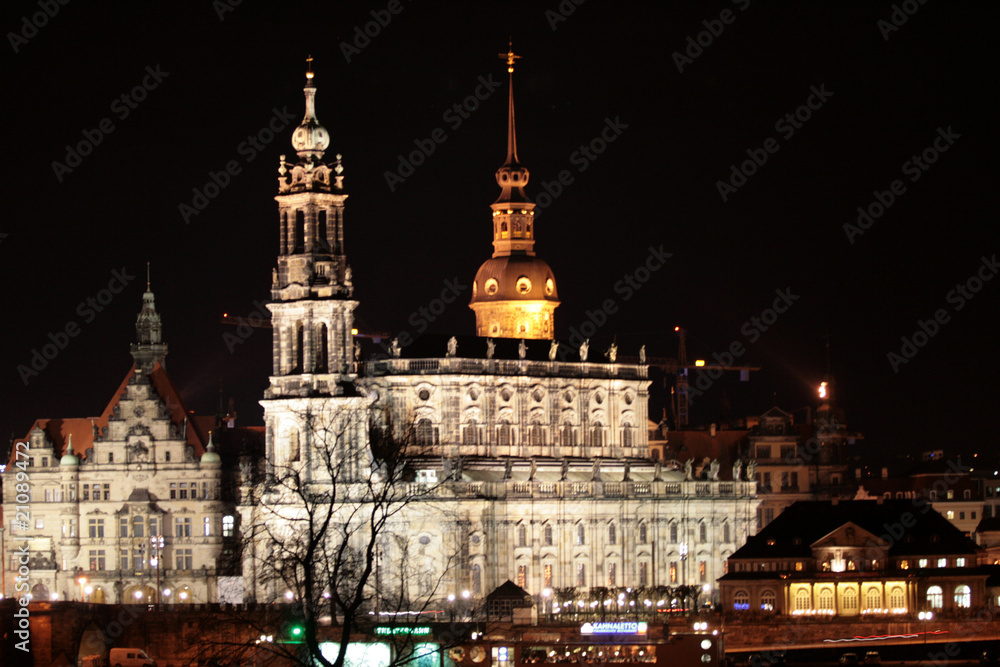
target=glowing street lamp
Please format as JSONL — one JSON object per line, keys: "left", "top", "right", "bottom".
{"left": 77, "top": 576, "right": 88, "bottom": 602}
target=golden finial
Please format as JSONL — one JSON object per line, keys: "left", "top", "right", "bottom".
{"left": 499, "top": 39, "right": 520, "bottom": 73}
{"left": 306, "top": 54, "right": 314, "bottom": 81}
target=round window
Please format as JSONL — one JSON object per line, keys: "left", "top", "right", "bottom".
{"left": 485, "top": 279, "right": 499, "bottom": 295}
{"left": 516, "top": 276, "right": 532, "bottom": 294}
{"left": 418, "top": 535, "right": 431, "bottom": 545}
{"left": 545, "top": 278, "right": 554, "bottom": 295}
{"left": 418, "top": 389, "right": 430, "bottom": 401}
{"left": 501, "top": 388, "right": 513, "bottom": 402}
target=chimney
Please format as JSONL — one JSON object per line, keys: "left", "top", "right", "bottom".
{"left": 710, "top": 423, "right": 717, "bottom": 437}
{"left": 881, "top": 467, "right": 888, "bottom": 479}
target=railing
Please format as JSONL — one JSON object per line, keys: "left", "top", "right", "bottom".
{"left": 371, "top": 357, "right": 648, "bottom": 379}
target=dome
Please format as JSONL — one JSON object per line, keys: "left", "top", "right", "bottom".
{"left": 471, "top": 255, "right": 559, "bottom": 304}
{"left": 201, "top": 432, "right": 221, "bottom": 464}
{"left": 60, "top": 452, "right": 79, "bottom": 466}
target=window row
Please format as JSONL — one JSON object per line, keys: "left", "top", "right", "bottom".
{"left": 85, "top": 547, "right": 196, "bottom": 571}
{"left": 457, "top": 421, "right": 636, "bottom": 448}
{"left": 511, "top": 521, "right": 731, "bottom": 547}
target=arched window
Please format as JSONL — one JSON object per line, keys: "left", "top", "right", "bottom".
{"left": 498, "top": 421, "right": 512, "bottom": 447}
{"left": 638, "top": 523, "right": 647, "bottom": 544}
{"left": 591, "top": 425, "right": 604, "bottom": 447}
{"left": 294, "top": 210, "right": 305, "bottom": 253}
{"left": 817, "top": 588, "right": 834, "bottom": 611}
{"left": 669, "top": 523, "right": 678, "bottom": 543}
{"left": 576, "top": 524, "right": 585, "bottom": 546}
{"left": 517, "top": 524, "right": 527, "bottom": 547}
{"left": 416, "top": 419, "right": 435, "bottom": 447}
{"left": 543, "top": 524, "right": 553, "bottom": 546}
{"left": 651, "top": 449, "right": 661, "bottom": 461}
{"left": 608, "top": 523, "right": 617, "bottom": 545}
{"left": 462, "top": 420, "right": 479, "bottom": 446}
{"left": 317, "top": 209, "right": 328, "bottom": 251}
{"left": 794, "top": 588, "right": 811, "bottom": 611}
{"left": 288, "top": 429, "right": 300, "bottom": 463}
{"left": 927, "top": 585, "right": 943, "bottom": 609}
{"left": 530, "top": 423, "right": 544, "bottom": 446}
{"left": 843, "top": 587, "right": 858, "bottom": 611}
{"left": 315, "top": 323, "right": 329, "bottom": 373}
{"left": 734, "top": 590, "right": 750, "bottom": 611}
{"left": 471, "top": 564, "right": 482, "bottom": 596}
{"left": 723, "top": 522, "right": 731, "bottom": 543}
{"left": 699, "top": 522, "right": 707, "bottom": 542}
{"left": 865, "top": 587, "right": 882, "bottom": 610}
{"left": 622, "top": 426, "right": 633, "bottom": 448}
{"left": 294, "top": 323, "right": 304, "bottom": 373}
{"left": 132, "top": 516, "right": 145, "bottom": 539}
{"left": 954, "top": 585, "right": 971, "bottom": 608}
{"left": 561, "top": 423, "right": 576, "bottom": 447}
{"left": 889, "top": 586, "right": 905, "bottom": 609}
{"left": 760, "top": 589, "right": 776, "bottom": 612}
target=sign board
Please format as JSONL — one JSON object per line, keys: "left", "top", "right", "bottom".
{"left": 374, "top": 626, "right": 432, "bottom": 636}
{"left": 580, "top": 621, "right": 648, "bottom": 635}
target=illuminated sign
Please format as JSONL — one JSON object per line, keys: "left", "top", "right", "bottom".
{"left": 580, "top": 622, "right": 648, "bottom": 635}
{"left": 374, "top": 626, "right": 432, "bottom": 636}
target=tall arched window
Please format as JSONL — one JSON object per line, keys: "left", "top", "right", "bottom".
{"left": 843, "top": 587, "right": 858, "bottom": 611}
{"left": 543, "top": 524, "right": 553, "bottom": 546}
{"left": 794, "top": 588, "right": 811, "bottom": 611}
{"left": 954, "top": 585, "right": 971, "bottom": 608}
{"left": 294, "top": 323, "right": 304, "bottom": 373}
{"left": 576, "top": 524, "right": 585, "bottom": 546}
{"left": 927, "top": 586, "right": 943, "bottom": 609}
{"left": 530, "top": 423, "right": 544, "bottom": 446}
{"left": 315, "top": 323, "right": 329, "bottom": 373}
{"left": 517, "top": 524, "right": 527, "bottom": 547}
{"left": 416, "top": 419, "right": 435, "bottom": 447}
{"left": 889, "top": 586, "right": 905, "bottom": 609}
{"left": 472, "top": 564, "right": 482, "bottom": 596}
{"left": 638, "top": 523, "right": 647, "bottom": 544}
{"left": 723, "top": 522, "right": 731, "bottom": 543}
{"left": 760, "top": 589, "right": 776, "bottom": 612}
{"left": 699, "top": 522, "right": 707, "bottom": 542}
{"left": 622, "top": 426, "right": 633, "bottom": 448}
{"left": 561, "top": 423, "right": 575, "bottom": 447}
{"left": 591, "top": 425, "right": 604, "bottom": 447}
{"left": 294, "top": 210, "right": 305, "bottom": 253}
{"left": 288, "top": 429, "right": 300, "bottom": 463}
{"left": 608, "top": 523, "right": 617, "bottom": 545}
{"left": 818, "top": 588, "right": 835, "bottom": 611}
{"left": 317, "top": 209, "right": 328, "bottom": 251}
{"left": 734, "top": 590, "right": 750, "bottom": 611}
{"left": 865, "top": 587, "right": 882, "bottom": 610}
{"left": 669, "top": 523, "right": 678, "bottom": 543}
{"left": 462, "top": 420, "right": 479, "bottom": 446}
{"left": 498, "top": 421, "right": 512, "bottom": 447}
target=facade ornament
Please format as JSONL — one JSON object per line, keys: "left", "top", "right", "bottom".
{"left": 654, "top": 460, "right": 662, "bottom": 480}
{"left": 592, "top": 459, "right": 602, "bottom": 481}
{"left": 391, "top": 338, "right": 401, "bottom": 358}
{"left": 732, "top": 459, "right": 743, "bottom": 482}
{"left": 560, "top": 458, "right": 569, "bottom": 481}
{"left": 344, "top": 265, "right": 352, "bottom": 285}
{"left": 683, "top": 459, "right": 693, "bottom": 480}
{"left": 623, "top": 460, "right": 631, "bottom": 481}
{"left": 604, "top": 342, "right": 618, "bottom": 363}
{"left": 639, "top": 345, "right": 646, "bottom": 364}
{"left": 447, "top": 336, "right": 458, "bottom": 357}
{"left": 579, "top": 339, "right": 589, "bottom": 362}
{"left": 549, "top": 340, "right": 559, "bottom": 361}
{"left": 746, "top": 459, "right": 757, "bottom": 480}
{"left": 503, "top": 457, "right": 513, "bottom": 479}
{"left": 518, "top": 340, "right": 527, "bottom": 359}
{"left": 486, "top": 338, "right": 496, "bottom": 359}
{"left": 708, "top": 459, "right": 720, "bottom": 481}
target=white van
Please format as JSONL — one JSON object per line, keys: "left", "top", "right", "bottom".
{"left": 109, "top": 648, "right": 156, "bottom": 667}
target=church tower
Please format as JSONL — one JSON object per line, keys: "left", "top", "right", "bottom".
{"left": 469, "top": 46, "right": 559, "bottom": 340}
{"left": 130, "top": 264, "right": 168, "bottom": 373}
{"left": 266, "top": 58, "right": 357, "bottom": 399}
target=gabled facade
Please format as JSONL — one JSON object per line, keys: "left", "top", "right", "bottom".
{"left": 2, "top": 288, "right": 226, "bottom": 604}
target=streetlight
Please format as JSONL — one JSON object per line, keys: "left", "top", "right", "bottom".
{"left": 149, "top": 535, "right": 165, "bottom": 606}
{"left": 77, "top": 576, "right": 88, "bottom": 602}
{"left": 542, "top": 588, "right": 552, "bottom": 620}
{"left": 680, "top": 542, "right": 689, "bottom": 611}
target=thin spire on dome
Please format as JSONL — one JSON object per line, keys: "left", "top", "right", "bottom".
{"left": 291, "top": 55, "right": 330, "bottom": 161}
{"left": 499, "top": 41, "right": 522, "bottom": 168}
{"left": 146, "top": 260, "right": 151, "bottom": 291}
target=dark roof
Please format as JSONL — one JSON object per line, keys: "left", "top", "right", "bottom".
{"left": 730, "top": 500, "right": 981, "bottom": 560}
{"left": 487, "top": 580, "right": 531, "bottom": 601}
{"left": 977, "top": 517, "right": 1000, "bottom": 534}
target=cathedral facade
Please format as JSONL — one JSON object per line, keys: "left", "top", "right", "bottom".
{"left": 240, "top": 56, "right": 761, "bottom": 611}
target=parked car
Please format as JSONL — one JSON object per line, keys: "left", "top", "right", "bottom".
{"left": 840, "top": 654, "right": 859, "bottom": 666}
{"left": 864, "top": 651, "right": 881, "bottom": 664}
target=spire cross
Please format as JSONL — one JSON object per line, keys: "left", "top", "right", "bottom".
{"left": 306, "top": 54, "right": 314, "bottom": 81}
{"left": 499, "top": 41, "right": 521, "bottom": 73}
{"left": 146, "top": 261, "right": 151, "bottom": 291}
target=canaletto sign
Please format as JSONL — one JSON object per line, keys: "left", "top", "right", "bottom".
{"left": 580, "top": 622, "right": 648, "bottom": 635}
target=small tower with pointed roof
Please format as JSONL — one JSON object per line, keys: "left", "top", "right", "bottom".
{"left": 131, "top": 263, "right": 168, "bottom": 373}
{"left": 469, "top": 44, "right": 559, "bottom": 340}
{"left": 267, "top": 58, "right": 357, "bottom": 397}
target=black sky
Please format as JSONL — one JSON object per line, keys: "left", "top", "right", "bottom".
{"left": 2, "top": 0, "right": 998, "bottom": 459}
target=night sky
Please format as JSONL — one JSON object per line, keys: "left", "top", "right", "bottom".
{"left": 3, "top": 1, "right": 997, "bottom": 460}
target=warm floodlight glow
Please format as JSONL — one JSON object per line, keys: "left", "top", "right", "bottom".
{"left": 695, "top": 360, "right": 705, "bottom": 367}
{"left": 819, "top": 381, "right": 828, "bottom": 399}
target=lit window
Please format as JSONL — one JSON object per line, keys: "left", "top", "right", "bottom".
{"left": 517, "top": 565, "right": 527, "bottom": 589}
{"left": 608, "top": 562, "right": 616, "bottom": 587}
{"left": 843, "top": 588, "right": 858, "bottom": 610}
{"left": 576, "top": 524, "right": 585, "bottom": 546}
{"left": 918, "top": 558, "right": 928, "bottom": 568}
{"left": 544, "top": 563, "right": 552, "bottom": 588}
{"left": 937, "top": 558, "right": 947, "bottom": 568}
{"left": 670, "top": 562, "right": 677, "bottom": 583}
{"left": 956, "top": 557, "right": 966, "bottom": 567}
{"left": 795, "top": 562, "right": 803, "bottom": 571}
{"left": 899, "top": 560, "right": 910, "bottom": 570}
{"left": 760, "top": 590, "right": 776, "bottom": 611}
{"left": 204, "top": 517, "right": 212, "bottom": 537}
{"left": 734, "top": 590, "right": 750, "bottom": 611}
{"left": 954, "top": 585, "right": 971, "bottom": 608}
{"left": 515, "top": 276, "right": 532, "bottom": 294}
{"left": 223, "top": 515, "right": 234, "bottom": 537}
{"left": 946, "top": 511, "right": 954, "bottom": 520}
{"left": 926, "top": 586, "right": 943, "bottom": 609}
{"left": 794, "top": 588, "right": 811, "bottom": 611}
{"left": 576, "top": 562, "right": 586, "bottom": 587}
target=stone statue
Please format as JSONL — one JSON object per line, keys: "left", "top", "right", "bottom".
{"left": 486, "top": 338, "right": 495, "bottom": 359}
{"left": 344, "top": 265, "right": 352, "bottom": 283}
{"left": 528, "top": 458, "right": 537, "bottom": 480}
{"left": 390, "top": 337, "right": 401, "bottom": 358}
{"left": 560, "top": 458, "right": 570, "bottom": 481}
{"left": 447, "top": 336, "right": 458, "bottom": 357}
{"left": 605, "top": 342, "right": 618, "bottom": 363}
{"left": 708, "top": 459, "right": 720, "bottom": 481}
{"left": 639, "top": 345, "right": 646, "bottom": 364}
{"left": 623, "top": 461, "right": 631, "bottom": 481}
{"left": 683, "top": 459, "right": 693, "bottom": 480}
{"left": 746, "top": 459, "right": 757, "bottom": 480}
{"left": 654, "top": 460, "right": 662, "bottom": 480}
{"left": 503, "top": 457, "right": 513, "bottom": 479}
{"left": 592, "top": 459, "right": 602, "bottom": 481}
{"left": 518, "top": 340, "right": 527, "bottom": 359}
{"left": 549, "top": 340, "right": 559, "bottom": 361}
{"left": 579, "top": 339, "right": 589, "bottom": 362}
{"left": 272, "top": 268, "right": 278, "bottom": 284}
{"left": 732, "top": 459, "right": 743, "bottom": 482}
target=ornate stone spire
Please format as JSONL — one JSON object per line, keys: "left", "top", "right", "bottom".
{"left": 290, "top": 56, "right": 331, "bottom": 162}
{"left": 132, "top": 262, "right": 168, "bottom": 372}
{"left": 494, "top": 43, "right": 530, "bottom": 205}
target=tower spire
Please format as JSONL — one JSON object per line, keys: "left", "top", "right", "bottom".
{"left": 500, "top": 41, "right": 522, "bottom": 168}
{"left": 132, "top": 264, "right": 168, "bottom": 372}
{"left": 291, "top": 55, "right": 330, "bottom": 163}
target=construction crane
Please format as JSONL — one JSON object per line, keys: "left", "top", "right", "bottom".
{"left": 621, "top": 327, "right": 760, "bottom": 429}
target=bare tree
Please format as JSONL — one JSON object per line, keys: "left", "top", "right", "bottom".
{"left": 195, "top": 403, "right": 466, "bottom": 667}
